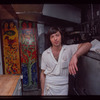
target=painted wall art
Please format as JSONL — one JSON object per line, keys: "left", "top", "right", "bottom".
{"left": 19, "top": 20, "right": 38, "bottom": 90}
{"left": 2, "top": 20, "right": 21, "bottom": 74}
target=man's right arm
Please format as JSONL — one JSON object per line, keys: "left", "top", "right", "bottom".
{"left": 40, "top": 70, "right": 46, "bottom": 96}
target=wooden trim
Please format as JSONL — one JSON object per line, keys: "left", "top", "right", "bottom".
{"left": 1, "top": 5, "right": 19, "bottom": 19}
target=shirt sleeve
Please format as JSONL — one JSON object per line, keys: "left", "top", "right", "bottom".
{"left": 41, "top": 52, "right": 47, "bottom": 70}
{"left": 70, "top": 44, "right": 79, "bottom": 56}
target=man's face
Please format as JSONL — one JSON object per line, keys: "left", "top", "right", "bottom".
{"left": 50, "top": 31, "right": 61, "bottom": 47}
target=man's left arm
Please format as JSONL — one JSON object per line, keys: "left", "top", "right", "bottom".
{"left": 69, "top": 42, "right": 92, "bottom": 75}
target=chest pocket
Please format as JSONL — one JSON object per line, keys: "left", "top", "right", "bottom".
{"left": 61, "top": 52, "right": 70, "bottom": 69}
{"left": 61, "top": 60, "right": 69, "bottom": 69}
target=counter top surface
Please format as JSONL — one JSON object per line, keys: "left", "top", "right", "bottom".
{"left": 0, "top": 75, "right": 20, "bottom": 96}
{"left": 85, "top": 51, "right": 100, "bottom": 60}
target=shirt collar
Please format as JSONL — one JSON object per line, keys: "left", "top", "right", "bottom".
{"left": 62, "top": 45, "right": 67, "bottom": 51}
{"left": 47, "top": 47, "right": 51, "bottom": 53}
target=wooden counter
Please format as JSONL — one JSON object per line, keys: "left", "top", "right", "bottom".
{"left": 0, "top": 75, "right": 22, "bottom": 96}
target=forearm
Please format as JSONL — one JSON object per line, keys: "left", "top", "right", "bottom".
{"left": 40, "top": 70, "right": 46, "bottom": 95}
{"left": 74, "top": 42, "right": 92, "bottom": 58}
{"left": 69, "top": 42, "right": 92, "bottom": 75}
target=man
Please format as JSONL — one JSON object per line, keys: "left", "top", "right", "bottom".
{"left": 40, "top": 27, "right": 92, "bottom": 96}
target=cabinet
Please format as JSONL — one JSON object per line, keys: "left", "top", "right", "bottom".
{"left": 73, "top": 51, "right": 100, "bottom": 95}
{"left": 0, "top": 75, "right": 22, "bottom": 96}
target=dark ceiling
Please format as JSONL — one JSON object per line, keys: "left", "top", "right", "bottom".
{"left": 0, "top": 4, "right": 90, "bottom": 27}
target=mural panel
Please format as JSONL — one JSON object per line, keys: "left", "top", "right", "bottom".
{"left": 19, "top": 20, "right": 38, "bottom": 90}
{"left": 2, "top": 20, "right": 21, "bottom": 74}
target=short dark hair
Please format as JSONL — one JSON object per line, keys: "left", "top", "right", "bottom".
{"left": 47, "top": 27, "right": 64, "bottom": 46}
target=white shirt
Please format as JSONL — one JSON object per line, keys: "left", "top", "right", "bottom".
{"left": 41, "top": 44, "right": 79, "bottom": 95}
{"left": 41, "top": 44, "right": 79, "bottom": 77}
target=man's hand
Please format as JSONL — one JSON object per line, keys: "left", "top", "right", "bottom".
{"left": 41, "top": 92, "right": 44, "bottom": 96}
{"left": 69, "top": 54, "right": 78, "bottom": 75}
{"left": 69, "top": 42, "right": 92, "bottom": 75}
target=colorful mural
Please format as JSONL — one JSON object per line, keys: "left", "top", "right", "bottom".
{"left": 19, "top": 20, "right": 38, "bottom": 90}
{"left": 2, "top": 20, "right": 21, "bottom": 74}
